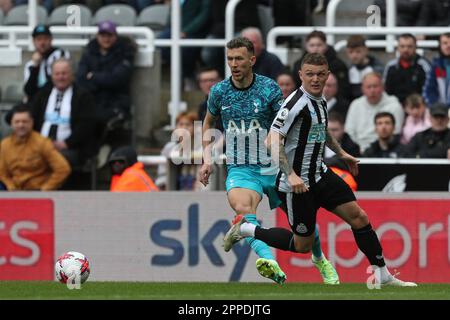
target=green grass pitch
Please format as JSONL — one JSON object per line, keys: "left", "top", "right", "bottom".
{"left": 0, "top": 282, "right": 449, "bottom": 300}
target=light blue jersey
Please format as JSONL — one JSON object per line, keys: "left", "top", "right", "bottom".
{"left": 208, "top": 74, "right": 284, "bottom": 170}
{"left": 208, "top": 73, "right": 283, "bottom": 208}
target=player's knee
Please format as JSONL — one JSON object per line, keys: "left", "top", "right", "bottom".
{"left": 233, "top": 204, "right": 253, "bottom": 215}
{"left": 350, "top": 208, "right": 369, "bottom": 229}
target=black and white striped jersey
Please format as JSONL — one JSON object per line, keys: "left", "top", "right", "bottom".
{"left": 271, "top": 86, "right": 329, "bottom": 192}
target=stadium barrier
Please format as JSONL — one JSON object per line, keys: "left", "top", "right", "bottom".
{"left": 0, "top": 192, "right": 449, "bottom": 283}
{"left": 138, "top": 155, "right": 450, "bottom": 192}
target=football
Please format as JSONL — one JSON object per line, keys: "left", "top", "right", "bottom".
{"left": 55, "top": 251, "right": 90, "bottom": 284}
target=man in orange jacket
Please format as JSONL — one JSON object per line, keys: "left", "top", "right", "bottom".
{"left": 108, "top": 146, "right": 158, "bottom": 192}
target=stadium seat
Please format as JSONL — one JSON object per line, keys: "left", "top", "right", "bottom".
{"left": 49, "top": 4, "right": 93, "bottom": 26}
{"left": 0, "top": 8, "right": 4, "bottom": 26}
{"left": 136, "top": 4, "right": 169, "bottom": 34}
{"left": 2, "top": 82, "right": 23, "bottom": 105}
{"left": 93, "top": 4, "right": 137, "bottom": 26}
{"left": 257, "top": 5, "right": 274, "bottom": 40}
{"left": 4, "top": 5, "right": 48, "bottom": 25}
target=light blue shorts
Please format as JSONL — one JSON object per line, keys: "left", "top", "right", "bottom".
{"left": 225, "top": 166, "right": 281, "bottom": 209}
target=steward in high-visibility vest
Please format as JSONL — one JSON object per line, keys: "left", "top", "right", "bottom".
{"left": 109, "top": 146, "right": 158, "bottom": 192}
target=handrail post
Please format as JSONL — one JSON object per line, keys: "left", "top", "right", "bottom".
{"left": 170, "top": 0, "right": 182, "bottom": 128}
{"left": 386, "top": 0, "right": 397, "bottom": 52}
{"left": 225, "top": 0, "right": 242, "bottom": 78}
{"left": 28, "top": 0, "right": 37, "bottom": 50}
{"left": 326, "top": 0, "right": 342, "bottom": 45}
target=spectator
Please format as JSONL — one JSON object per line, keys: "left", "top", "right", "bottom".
{"left": 292, "top": 30, "right": 351, "bottom": 100}
{"left": 276, "top": 71, "right": 296, "bottom": 99}
{"left": 201, "top": 0, "right": 260, "bottom": 76}
{"left": 158, "top": 0, "right": 210, "bottom": 87}
{"left": 405, "top": 103, "right": 450, "bottom": 159}
{"left": 108, "top": 145, "right": 159, "bottom": 192}
{"left": 31, "top": 59, "right": 97, "bottom": 169}
{"left": 241, "top": 27, "right": 285, "bottom": 80}
{"left": 401, "top": 94, "right": 431, "bottom": 144}
{"left": 197, "top": 67, "right": 223, "bottom": 131}
{"left": 323, "top": 72, "right": 350, "bottom": 119}
{"left": 346, "top": 35, "right": 384, "bottom": 100}
{"left": 417, "top": 0, "right": 450, "bottom": 27}
{"left": 345, "top": 72, "right": 404, "bottom": 153}
{"left": 324, "top": 112, "right": 360, "bottom": 191}
{"left": 0, "top": 104, "right": 71, "bottom": 190}
{"left": 423, "top": 33, "right": 450, "bottom": 108}
{"left": 156, "top": 111, "right": 205, "bottom": 190}
{"left": 24, "top": 25, "right": 70, "bottom": 102}
{"left": 324, "top": 112, "right": 360, "bottom": 167}
{"left": 76, "top": 20, "right": 136, "bottom": 150}
{"left": 363, "top": 112, "right": 407, "bottom": 158}
{"left": 384, "top": 33, "right": 431, "bottom": 104}
{"left": 374, "top": 0, "right": 423, "bottom": 27}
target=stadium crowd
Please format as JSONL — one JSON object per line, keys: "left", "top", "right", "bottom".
{"left": 0, "top": 0, "right": 449, "bottom": 191}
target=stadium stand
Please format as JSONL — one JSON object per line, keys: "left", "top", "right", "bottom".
{"left": 4, "top": 4, "right": 47, "bottom": 25}
{"left": 93, "top": 4, "right": 137, "bottom": 26}
{"left": 136, "top": 3, "right": 169, "bottom": 35}
{"left": 49, "top": 4, "right": 93, "bottom": 26}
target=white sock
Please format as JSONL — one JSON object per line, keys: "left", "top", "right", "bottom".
{"left": 376, "top": 266, "right": 392, "bottom": 283}
{"left": 312, "top": 253, "right": 324, "bottom": 262}
{"left": 239, "top": 222, "right": 256, "bottom": 237}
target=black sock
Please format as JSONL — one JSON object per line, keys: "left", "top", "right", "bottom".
{"left": 255, "top": 226, "right": 297, "bottom": 253}
{"left": 352, "top": 223, "right": 386, "bottom": 267}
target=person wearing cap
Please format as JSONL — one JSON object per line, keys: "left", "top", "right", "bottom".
{"left": 24, "top": 24, "right": 70, "bottom": 102}
{"left": 108, "top": 146, "right": 159, "bottom": 192}
{"left": 76, "top": 20, "right": 137, "bottom": 150}
{"left": 405, "top": 103, "right": 450, "bottom": 159}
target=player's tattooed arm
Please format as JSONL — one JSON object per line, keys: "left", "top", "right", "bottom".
{"left": 326, "top": 128, "right": 360, "bottom": 176}
{"left": 266, "top": 130, "right": 292, "bottom": 176}
{"left": 278, "top": 143, "right": 293, "bottom": 176}
{"left": 325, "top": 128, "right": 345, "bottom": 157}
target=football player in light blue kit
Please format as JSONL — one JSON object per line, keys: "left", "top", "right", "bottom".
{"left": 199, "top": 37, "right": 338, "bottom": 284}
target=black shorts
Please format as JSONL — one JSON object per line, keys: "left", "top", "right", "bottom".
{"left": 277, "top": 169, "right": 356, "bottom": 237}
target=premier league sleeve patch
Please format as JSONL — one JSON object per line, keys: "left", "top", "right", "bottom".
{"left": 272, "top": 108, "right": 289, "bottom": 129}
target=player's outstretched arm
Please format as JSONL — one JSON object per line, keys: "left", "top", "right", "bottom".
{"left": 199, "top": 111, "right": 217, "bottom": 186}
{"left": 325, "top": 129, "right": 360, "bottom": 176}
{"left": 266, "top": 130, "right": 308, "bottom": 193}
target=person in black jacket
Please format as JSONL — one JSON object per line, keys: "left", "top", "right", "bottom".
{"left": 24, "top": 25, "right": 70, "bottom": 102}
{"left": 363, "top": 112, "right": 407, "bottom": 158}
{"left": 405, "top": 103, "right": 450, "bottom": 159}
{"left": 76, "top": 20, "right": 136, "bottom": 148}
{"left": 241, "top": 27, "right": 285, "bottom": 80}
{"left": 383, "top": 33, "right": 431, "bottom": 104}
{"left": 30, "top": 59, "right": 97, "bottom": 169}
{"left": 292, "top": 31, "right": 351, "bottom": 100}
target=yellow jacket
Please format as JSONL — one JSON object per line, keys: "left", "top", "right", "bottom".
{"left": 0, "top": 131, "right": 71, "bottom": 190}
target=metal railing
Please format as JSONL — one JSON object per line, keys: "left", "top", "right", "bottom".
{"left": 326, "top": 0, "right": 397, "bottom": 52}
{"left": 266, "top": 26, "right": 450, "bottom": 57}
